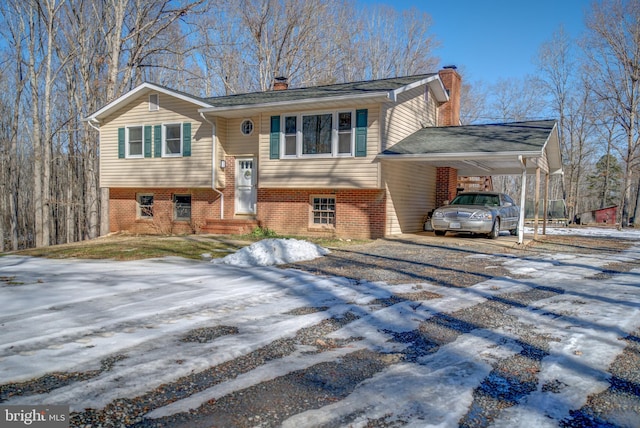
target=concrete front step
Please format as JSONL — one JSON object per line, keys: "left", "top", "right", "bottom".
{"left": 201, "top": 219, "right": 259, "bottom": 235}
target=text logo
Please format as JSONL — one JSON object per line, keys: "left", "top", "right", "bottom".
{"left": 1, "top": 406, "right": 68, "bottom": 428}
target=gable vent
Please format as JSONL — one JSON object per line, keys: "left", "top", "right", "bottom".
{"left": 149, "top": 93, "right": 159, "bottom": 111}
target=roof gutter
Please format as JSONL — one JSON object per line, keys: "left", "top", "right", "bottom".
{"left": 200, "top": 112, "right": 224, "bottom": 219}
{"left": 377, "top": 150, "right": 543, "bottom": 161}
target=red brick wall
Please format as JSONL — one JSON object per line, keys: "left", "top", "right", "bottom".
{"left": 436, "top": 167, "right": 458, "bottom": 208}
{"left": 109, "top": 188, "right": 221, "bottom": 234}
{"left": 223, "top": 156, "right": 236, "bottom": 219}
{"left": 438, "top": 68, "right": 462, "bottom": 126}
{"left": 257, "top": 188, "right": 386, "bottom": 239}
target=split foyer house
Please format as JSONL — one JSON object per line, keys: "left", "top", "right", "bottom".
{"left": 85, "top": 68, "right": 562, "bottom": 240}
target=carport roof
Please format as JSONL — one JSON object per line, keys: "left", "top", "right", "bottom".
{"left": 378, "top": 120, "right": 562, "bottom": 176}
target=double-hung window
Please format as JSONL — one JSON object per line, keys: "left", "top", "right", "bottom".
{"left": 163, "top": 123, "right": 182, "bottom": 156}
{"left": 126, "top": 126, "right": 143, "bottom": 158}
{"left": 337, "top": 112, "right": 352, "bottom": 154}
{"left": 284, "top": 115, "right": 297, "bottom": 156}
{"left": 281, "top": 110, "right": 355, "bottom": 158}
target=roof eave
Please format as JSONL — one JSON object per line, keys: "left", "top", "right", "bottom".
{"left": 388, "top": 75, "right": 448, "bottom": 103}
{"left": 541, "top": 121, "right": 563, "bottom": 172}
{"left": 198, "top": 92, "right": 391, "bottom": 115}
{"left": 84, "top": 82, "right": 212, "bottom": 123}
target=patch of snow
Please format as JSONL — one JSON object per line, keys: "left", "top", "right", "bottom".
{"left": 213, "top": 238, "right": 330, "bottom": 266}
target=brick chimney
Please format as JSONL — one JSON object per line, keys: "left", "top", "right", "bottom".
{"left": 273, "top": 76, "right": 289, "bottom": 91}
{"left": 438, "top": 66, "right": 461, "bottom": 126}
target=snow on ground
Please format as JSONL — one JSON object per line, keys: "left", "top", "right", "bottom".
{"left": 1, "top": 227, "right": 640, "bottom": 426}
{"left": 214, "top": 238, "right": 330, "bottom": 266}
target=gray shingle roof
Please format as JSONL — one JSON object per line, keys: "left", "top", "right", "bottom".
{"left": 204, "top": 74, "right": 437, "bottom": 107}
{"left": 382, "top": 120, "right": 558, "bottom": 155}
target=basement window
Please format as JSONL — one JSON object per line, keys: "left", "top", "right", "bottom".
{"left": 137, "top": 194, "right": 154, "bottom": 219}
{"left": 174, "top": 194, "right": 191, "bottom": 221}
{"left": 310, "top": 196, "right": 335, "bottom": 227}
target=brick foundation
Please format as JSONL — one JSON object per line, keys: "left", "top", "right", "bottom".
{"left": 257, "top": 188, "right": 386, "bottom": 239}
{"left": 109, "top": 188, "right": 222, "bottom": 234}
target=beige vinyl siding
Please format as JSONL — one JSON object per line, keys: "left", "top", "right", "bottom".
{"left": 258, "top": 104, "right": 382, "bottom": 189}
{"left": 383, "top": 161, "right": 436, "bottom": 235}
{"left": 100, "top": 92, "right": 212, "bottom": 188}
{"left": 381, "top": 85, "right": 438, "bottom": 151}
{"left": 534, "top": 150, "right": 550, "bottom": 174}
{"left": 221, "top": 116, "right": 259, "bottom": 156}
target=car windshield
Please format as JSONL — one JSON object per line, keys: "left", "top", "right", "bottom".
{"left": 450, "top": 194, "right": 500, "bottom": 207}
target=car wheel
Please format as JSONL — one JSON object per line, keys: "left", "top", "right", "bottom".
{"left": 434, "top": 230, "right": 446, "bottom": 236}
{"left": 488, "top": 219, "right": 500, "bottom": 239}
{"left": 509, "top": 223, "right": 518, "bottom": 236}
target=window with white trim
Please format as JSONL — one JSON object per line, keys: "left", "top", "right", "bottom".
{"left": 126, "top": 126, "right": 143, "bottom": 158}
{"left": 163, "top": 123, "right": 182, "bottom": 156}
{"left": 174, "top": 194, "right": 191, "bottom": 221}
{"left": 337, "top": 112, "right": 352, "bottom": 154}
{"left": 310, "top": 196, "right": 335, "bottom": 227}
{"left": 137, "top": 194, "right": 154, "bottom": 219}
{"left": 281, "top": 110, "right": 355, "bottom": 158}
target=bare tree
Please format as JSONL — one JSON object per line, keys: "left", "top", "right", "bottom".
{"left": 583, "top": 0, "right": 640, "bottom": 227}
{"left": 0, "top": 1, "right": 29, "bottom": 250}
{"left": 346, "top": 5, "right": 439, "bottom": 81}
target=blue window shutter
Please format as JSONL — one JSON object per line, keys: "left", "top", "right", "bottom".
{"left": 355, "top": 109, "right": 368, "bottom": 157}
{"left": 144, "top": 125, "right": 152, "bottom": 158}
{"left": 183, "top": 122, "right": 191, "bottom": 157}
{"left": 270, "top": 116, "right": 280, "bottom": 159}
{"left": 154, "top": 125, "right": 161, "bottom": 157}
{"left": 118, "top": 128, "right": 125, "bottom": 158}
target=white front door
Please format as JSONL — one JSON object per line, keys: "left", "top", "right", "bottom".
{"left": 235, "top": 158, "right": 256, "bottom": 215}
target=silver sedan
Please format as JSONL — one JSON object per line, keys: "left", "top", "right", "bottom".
{"left": 430, "top": 192, "right": 520, "bottom": 239}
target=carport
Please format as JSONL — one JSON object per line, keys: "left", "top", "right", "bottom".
{"left": 378, "top": 120, "right": 563, "bottom": 244}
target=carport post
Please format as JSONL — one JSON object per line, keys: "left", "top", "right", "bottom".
{"left": 518, "top": 156, "right": 527, "bottom": 244}
{"left": 534, "top": 166, "right": 541, "bottom": 240}
{"left": 543, "top": 172, "right": 549, "bottom": 235}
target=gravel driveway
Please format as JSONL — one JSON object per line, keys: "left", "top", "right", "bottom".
{"left": 1, "top": 232, "right": 639, "bottom": 427}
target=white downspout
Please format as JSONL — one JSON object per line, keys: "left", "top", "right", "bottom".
{"left": 518, "top": 155, "right": 527, "bottom": 244}
{"left": 200, "top": 112, "right": 224, "bottom": 219}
